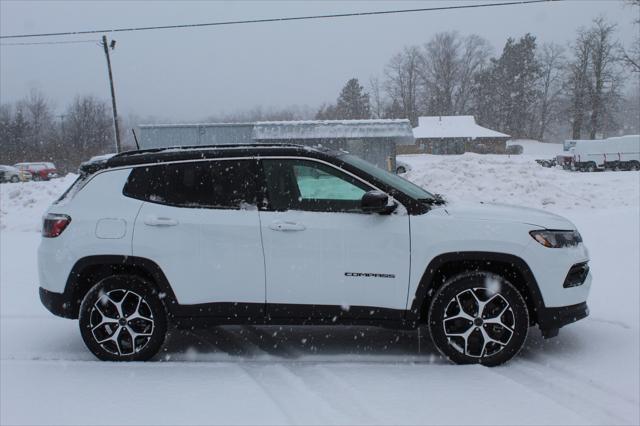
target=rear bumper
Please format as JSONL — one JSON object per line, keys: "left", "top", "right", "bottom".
{"left": 39, "top": 287, "right": 76, "bottom": 319}
{"left": 537, "top": 302, "right": 589, "bottom": 338}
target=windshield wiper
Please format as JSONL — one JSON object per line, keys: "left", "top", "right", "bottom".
{"left": 420, "top": 194, "right": 446, "bottom": 206}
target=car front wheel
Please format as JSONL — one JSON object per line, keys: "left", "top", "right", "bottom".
{"left": 428, "top": 272, "right": 529, "bottom": 366}
{"left": 10, "top": 175, "right": 19, "bottom": 183}
{"left": 79, "top": 275, "right": 168, "bottom": 361}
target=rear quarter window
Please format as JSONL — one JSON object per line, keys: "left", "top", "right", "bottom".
{"left": 54, "top": 175, "right": 91, "bottom": 205}
{"left": 123, "top": 160, "right": 259, "bottom": 209}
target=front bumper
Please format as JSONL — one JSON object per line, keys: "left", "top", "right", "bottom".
{"left": 536, "top": 302, "right": 589, "bottom": 338}
{"left": 39, "top": 287, "right": 76, "bottom": 319}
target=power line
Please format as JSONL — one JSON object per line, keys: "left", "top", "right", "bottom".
{"left": 0, "top": 39, "right": 99, "bottom": 46}
{"left": 0, "top": 0, "right": 561, "bottom": 40}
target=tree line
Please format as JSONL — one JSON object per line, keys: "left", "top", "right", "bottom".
{"left": 1, "top": 9, "right": 638, "bottom": 171}
{"left": 0, "top": 91, "right": 117, "bottom": 172}
{"left": 319, "top": 15, "right": 639, "bottom": 142}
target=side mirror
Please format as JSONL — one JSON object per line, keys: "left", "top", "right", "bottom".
{"left": 361, "top": 190, "right": 395, "bottom": 214}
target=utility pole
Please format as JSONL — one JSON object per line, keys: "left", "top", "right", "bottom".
{"left": 101, "top": 35, "right": 122, "bottom": 153}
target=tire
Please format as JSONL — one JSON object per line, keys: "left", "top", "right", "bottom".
{"left": 586, "top": 162, "right": 596, "bottom": 172}
{"left": 396, "top": 166, "right": 407, "bottom": 174}
{"left": 10, "top": 175, "right": 19, "bottom": 183}
{"left": 79, "top": 275, "right": 168, "bottom": 361}
{"left": 630, "top": 161, "right": 640, "bottom": 171}
{"left": 428, "top": 272, "right": 529, "bottom": 366}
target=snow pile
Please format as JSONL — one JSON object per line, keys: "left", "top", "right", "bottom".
{"left": 400, "top": 153, "right": 639, "bottom": 210}
{"left": 0, "top": 174, "right": 77, "bottom": 232}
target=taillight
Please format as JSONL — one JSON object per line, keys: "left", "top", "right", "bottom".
{"left": 42, "top": 214, "right": 71, "bottom": 238}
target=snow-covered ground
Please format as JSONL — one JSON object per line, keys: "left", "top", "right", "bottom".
{"left": 1, "top": 155, "right": 639, "bottom": 425}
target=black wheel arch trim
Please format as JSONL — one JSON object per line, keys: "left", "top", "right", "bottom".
{"left": 406, "top": 251, "right": 546, "bottom": 327}
{"left": 59, "top": 255, "right": 181, "bottom": 319}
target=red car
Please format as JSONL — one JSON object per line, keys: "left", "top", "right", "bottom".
{"left": 14, "top": 162, "right": 59, "bottom": 181}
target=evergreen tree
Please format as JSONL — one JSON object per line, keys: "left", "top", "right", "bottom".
{"left": 471, "top": 34, "right": 541, "bottom": 138}
{"left": 336, "top": 78, "right": 371, "bottom": 119}
{"left": 497, "top": 34, "right": 541, "bottom": 138}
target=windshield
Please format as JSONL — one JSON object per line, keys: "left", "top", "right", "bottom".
{"left": 340, "top": 154, "right": 435, "bottom": 201}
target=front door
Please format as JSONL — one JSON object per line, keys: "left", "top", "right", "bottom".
{"left": 259, "top": 158, "right": 411, "bottom": 319}
{"left": 130, "top": 159, "right": 265, "bottom": 307}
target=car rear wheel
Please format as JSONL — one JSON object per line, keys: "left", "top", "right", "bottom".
{"left": 79, "top": 275, "right": 168, "bottom": 361}
{"left": 428, "top": 272, "right": 529, "bottom": 366}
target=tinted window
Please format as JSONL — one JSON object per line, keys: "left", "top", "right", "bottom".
{"left": 262, "top": 159, "right": 370, "bottom": 212}
{"left": 124, "top": 160, "right": 257, "bottom": 209}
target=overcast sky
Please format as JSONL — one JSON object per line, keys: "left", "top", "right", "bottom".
{"left": 0, "top": 0, "right": 637, "bottom": 121}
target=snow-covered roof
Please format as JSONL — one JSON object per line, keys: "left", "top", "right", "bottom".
{"left": 138, "top": 122, "right": 254, "bottom": 128}
{"left": 253, "top": 119, "right": 414, "bottom": 141}
{"left": 413, "top": 116, "right": 509, "bottom": 139}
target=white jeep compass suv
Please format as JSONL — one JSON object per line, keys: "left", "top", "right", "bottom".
{"left": 38, "top": 144, "right": 591, "bottom": 365}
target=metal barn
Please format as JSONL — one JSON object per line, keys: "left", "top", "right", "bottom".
{"left": 138, "top": 123, "right": 254, "bottom": 148}
{"left": 137, "top": 119, "right": 414, "bottom": 172}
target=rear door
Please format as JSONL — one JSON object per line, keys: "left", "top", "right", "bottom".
{"left": 129, "top": 159, "right": 266, "bottom": 307}
{"left": 258, "top": 158, "right": 411, "bottom": 319}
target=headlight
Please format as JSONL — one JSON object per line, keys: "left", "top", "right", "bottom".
{"left": 529, "top": 230, "right": 582, "bottom": 248}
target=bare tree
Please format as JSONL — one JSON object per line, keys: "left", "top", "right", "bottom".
{"left": 455, "top": 34, "right": 492, "bottom": 114}
{"left": 535, "top": 43, "right": 565, "bottom": 141}
{"left": 621, "top": 0, "right": 640, "bottom": 73}
{"left": 61, "top": 96, "right": 114, "bottom": 171}
{"left": 586, "top": 18, "right": 621, "bottom": 139}
{"left": 566, "top": 28, "right": 592, "bottom": 139}
{"left": 315, "top": 103, "right": 339, "bottom": 120}
{"left": 0, "top": 104, "right": 15, "bottom": 164}
{"left": 384, "top": 46, "right": 423, "bottom": 126}
{"left": 420, "top": 32, "right": 491, "bottom": 117}
{"left": 368, "top": 75, "right": 385, "bottom": 119}
{"left": 421, "top": 32, "right": 460, "bottom": 116}
{"left": 20, "top": 89, "right": 55, "bottom": 158}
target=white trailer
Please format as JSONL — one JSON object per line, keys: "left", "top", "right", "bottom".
{"left": 571, "top": 135, "right": 640, "bottom": 171}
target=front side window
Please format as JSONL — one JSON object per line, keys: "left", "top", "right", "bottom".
{"left": 124, "top": 160, "right": 258, "bottom": 209}
{"left": 262, "top": 159, "right": 370, "bottom": 212}
{"left": 339, "top": 154, "right": 435, "bottom": 201}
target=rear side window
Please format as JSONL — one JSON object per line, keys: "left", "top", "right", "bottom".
{"left": 123, "top": 160, "right": 258, "bottom": 209}
{"left": 54, "top": 174, "right": 91, "bottom": 205}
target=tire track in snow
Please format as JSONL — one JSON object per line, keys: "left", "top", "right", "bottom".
{"left": 293, "top": 364, "right": 380, "bottom": 424}
{"left": 494, "top": 360, "right": 633, "bottom": 425}
{"left": 522, "top": 354, "right": 638, "bottom": 407}
{"left": 240, "top": 363, "right": 343, "bottom": 425}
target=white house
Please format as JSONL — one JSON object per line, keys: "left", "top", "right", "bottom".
{"left": 400, "top": 116, "right": 510, "bottom": 154}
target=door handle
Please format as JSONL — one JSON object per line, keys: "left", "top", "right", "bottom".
{"left": 269, "top": 221, "right": 306, "bottom": 232}
{"left": 144, "top": 216, "right": 178, "bottom": 226}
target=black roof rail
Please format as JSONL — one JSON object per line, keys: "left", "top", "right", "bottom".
{"left": 112, "top": 143, "right": 311, "bottom": 159}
